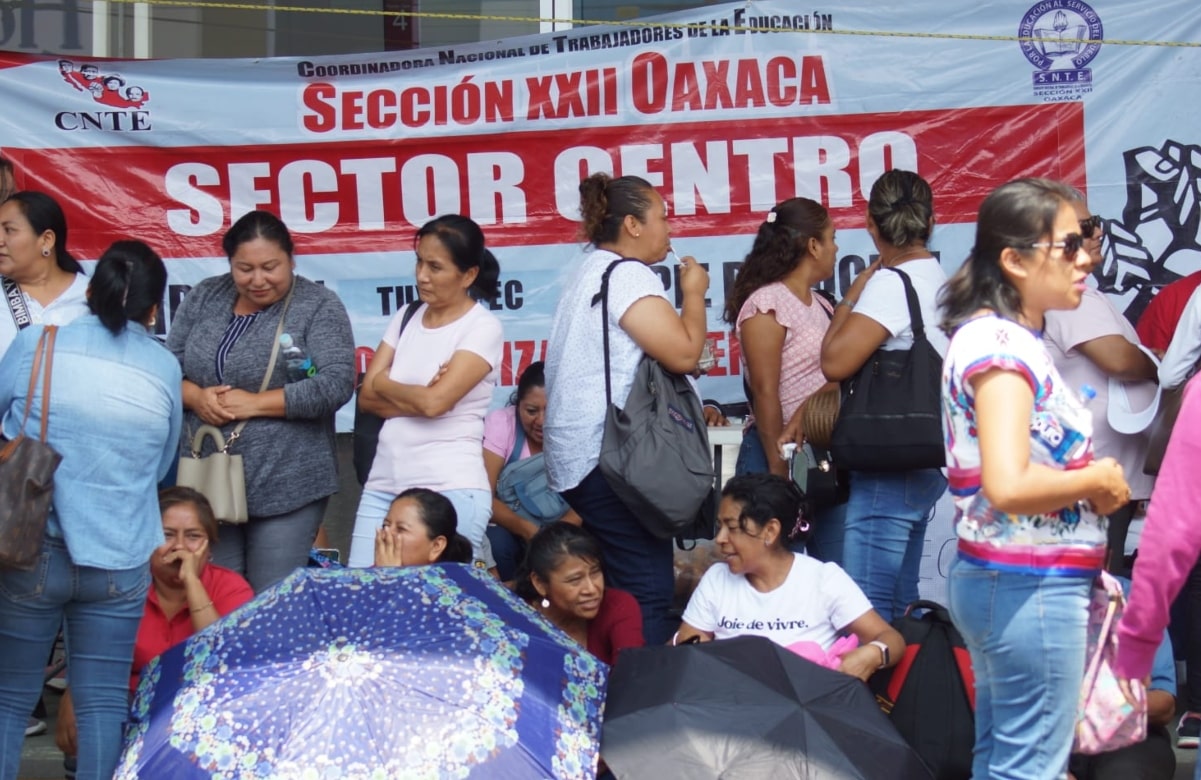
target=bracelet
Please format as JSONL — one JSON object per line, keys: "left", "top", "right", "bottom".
{"left": 836, "top": 299, "right": 856, "bottom": 311}
{"left": 190, "top": 601, "right": 214, "bottom": 614}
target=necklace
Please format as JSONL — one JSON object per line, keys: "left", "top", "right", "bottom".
{"left": 877, "top": 247, "right": 928, "bottom": 267}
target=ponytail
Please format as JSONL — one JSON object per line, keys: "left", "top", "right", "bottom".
{"left": 414, "top": 215, "right": 501, "bottom": 302}
{"left": 439, "top": 534, "right": 474, "bottom": 564}
{"left": 469, "top": 248, "right": 501, "bottom": 301}
{"left": 88, "top": 240, "right": 166, "bottom": 335}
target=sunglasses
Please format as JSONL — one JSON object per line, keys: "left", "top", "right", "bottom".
{"left": 1028, "top": 232, "right": 1084, "bottom": 261}
{"left": 1079, "top": 215, "right": 1103, "bottom": 239}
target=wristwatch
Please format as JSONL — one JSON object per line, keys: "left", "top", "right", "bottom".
{"left": 869, "top": 640, "right": 890, "bottom": 669}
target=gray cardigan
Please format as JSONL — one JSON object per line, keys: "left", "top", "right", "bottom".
{"left": 166, "top": 274, "right": 355, "bottom": 517}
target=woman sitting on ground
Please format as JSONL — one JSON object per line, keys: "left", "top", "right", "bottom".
{"left": 483, "top": 361, "right": 581, "bottom": 581}
{"left": 56, "top": 487, "right": 254, "bottom": 760}
{"left": 373, "top": 487, "right": 474, "bottom": 567}
{"left": 515, "top": 523, "right": 644, "bottom": 665}
{"left": 675, "top": 473, "right": 902, "bottom": 682}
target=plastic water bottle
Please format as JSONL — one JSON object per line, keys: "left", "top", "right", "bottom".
{"left": 279, "top": 333, "right": 315, "bottom": 382}
{"left": 1059, "top": 384, "right": 1097, "bottom": 467}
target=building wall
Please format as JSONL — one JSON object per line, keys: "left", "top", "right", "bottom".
{"left": 0, "top": 1, "right": 723, "bottom": 61}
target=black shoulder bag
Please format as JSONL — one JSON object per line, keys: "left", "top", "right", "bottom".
{"left": 829, "top": 267, "right": 945, "bottom": 471}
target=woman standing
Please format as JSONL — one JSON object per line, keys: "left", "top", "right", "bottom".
{"left": 0, "top": 241, "right": 182, "bottom": 780}
{"left": 348, "top": 214, "right": 503, "bottom": 568}
{"left": 1042, "top": 195, "right": 1158, "bottom": 573}
{"left": 0, "top": 192, "right": 90, "bottom": 357}
{"left": 724, "top": 197, "right": 844, "bottom": 562}
{"left": 483, "top": 361, "right": 581, "bottom": 581}
{"left": 941, "top": 178, "right": 1129, "bottom": 779}
{"left": 544, "top": 172, "right": 709, "bottom": 645}
{"left": 818, "top": 170, "right": 948, "bottom": 621}
{"left": 166, "top": 210, "right": 355, "bottom": 592}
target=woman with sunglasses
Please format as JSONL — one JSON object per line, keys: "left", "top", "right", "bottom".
{"left": 940, "top": 178, "right": 1130, "bottom": 779}
{"left": 1042, "top": 197, "right": 1158, "bottom": 574}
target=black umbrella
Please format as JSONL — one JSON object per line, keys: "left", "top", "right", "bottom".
{"left": 602, "top": 635, "right": 933, "bottom": 780}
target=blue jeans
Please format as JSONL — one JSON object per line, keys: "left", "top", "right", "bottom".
{"left": 734, "top": 423, "right": 771, "bottom": 476}
{"left": 798, "top": 502, "right": 847, "bottom": 566}
{"left": 486, "top": 524, "right": 527, "bottom": 583}
{"left": 212, "top": 497, "right": 329, "bottom": 593}
{"left": 348, "top": 488, "right": 492, "bottom": 569}
{"left": 0, "top": 536, "right": 148, "bottom": 780}
{"left": 841, "top": 468, "right": 946, "bottom": 622}
{"left": 563, "top": 467, "right": 675, "bottom": 645}
{"left": 948, "top": 557, "right": 1090, "bottom": 780}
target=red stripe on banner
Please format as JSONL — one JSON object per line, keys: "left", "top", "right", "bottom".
{"left": 14, "top": 103, "right": 1084, "bottom": 260}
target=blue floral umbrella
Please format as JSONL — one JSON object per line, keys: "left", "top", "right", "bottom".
{"left": 116, "top": 565, "right": 606, "bottom": 780}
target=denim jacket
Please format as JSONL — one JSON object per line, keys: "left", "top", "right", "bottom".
{"left": 0, "top": 316, "right": 182, "bottom": 570}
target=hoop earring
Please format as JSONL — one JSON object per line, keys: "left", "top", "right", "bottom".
{"left": 41, "top": 248, "right": 50, "bottom": 257}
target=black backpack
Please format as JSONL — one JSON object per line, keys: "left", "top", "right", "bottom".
{"left": 870, "top": 600, "right": 975, "bottom": 780}
{"left": 352, "top": 301, "right": 422, "bottom": 485}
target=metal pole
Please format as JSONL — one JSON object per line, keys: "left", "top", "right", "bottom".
{"left": 133, "top": 2, "right": 151, "bottom": 58}
{"left": 539, "top": 0, "right": 572, "bottom": 33}
{"left": 92, "top": 0, "right": 110, "bottom": 56}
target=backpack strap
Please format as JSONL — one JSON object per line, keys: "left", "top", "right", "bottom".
{"left": 398, "top": 300, "right": 422, "bottom": 336}
{"left": 590, "top": 257, "right": 643, "bottom": 408}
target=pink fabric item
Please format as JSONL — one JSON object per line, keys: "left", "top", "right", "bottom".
{"left": 786, "top": 634, "right": 859, "bottom": 670}
{"left": 365, "top": 303, "right": 503, "bottom": 494}
{"left": 1116, "top": 375, "right": 1201, "bottom": 680}
{"left": 1075, "top": 572, "right": 1147, "bottom": 754}
{"left": 482, "top": 406, "right": 532, "bottom": 461}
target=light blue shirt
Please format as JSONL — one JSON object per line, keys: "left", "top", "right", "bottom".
{"left": 0, "top": 316, "right": 182, "bottom": 570}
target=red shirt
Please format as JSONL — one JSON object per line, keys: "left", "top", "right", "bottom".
{"left": 586, "top": 588, "right": 644, "bottom": 665}
{"left": 131, "top": 563, "right": 253, "bottom": 689}
{"left": 1136, "top": 271, "right": 1201, "bottom": 353}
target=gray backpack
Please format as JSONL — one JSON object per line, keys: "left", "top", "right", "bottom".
{"left": 593, "top": 259, "right": 716, "bottom": 540}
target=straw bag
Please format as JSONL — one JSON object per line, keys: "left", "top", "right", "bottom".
{"left": 0, "top": 326, "right": 62, "bottom": 570}
{"left": 801, "top": 384, "right": 840, "bottom": 450}
{"left": 177, "top": 284, "right": 293, "bottom": 523}
{"left": 1072, "top": 571, "right": 1148, "bottom": 755}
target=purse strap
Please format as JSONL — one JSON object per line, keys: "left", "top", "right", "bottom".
{"left": 591, "top": 257, "right": 643, "bottom": 408}
{"left": 506, "top": 418, "right": 527, "bottom": 468}
{"left": 882, "top": 267, "right": 930, "bottom": 345}
{"left": 224, "top": 280, "right": 295, "bottom": 449}
{"left": 2, "top": 276, "right": 32, "bottom": 331}
{"left": 16, "top": 325, "right": 57, "bottom": 443}
{"left": 1082, "top": 579, "right": 1121, "bottom": 687}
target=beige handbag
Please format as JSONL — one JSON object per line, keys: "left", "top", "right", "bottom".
{"left": 177, "top": 425, "right": 249, "bottom": 523}
{"left": 176, "top": 283, "right": 293, "bottom": 523}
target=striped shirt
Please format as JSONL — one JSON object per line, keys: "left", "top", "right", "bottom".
{"left": 215, "top": 312, "right": 260, "bottom": 383}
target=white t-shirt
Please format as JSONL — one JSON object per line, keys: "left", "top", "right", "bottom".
{"left": 0, "top": 273, "right": 90, "bottom": 357}
{"left": 681, "top": 553, "right": 873, "bottom": 650}
{"left": 544, "top": 248, "right": 669, "bottom": 491}
{"left": 365, "top": 302, "right": 503, "bottom": 494}
{"left": 855, "top": 258, "right": 949, "bottom": 356}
